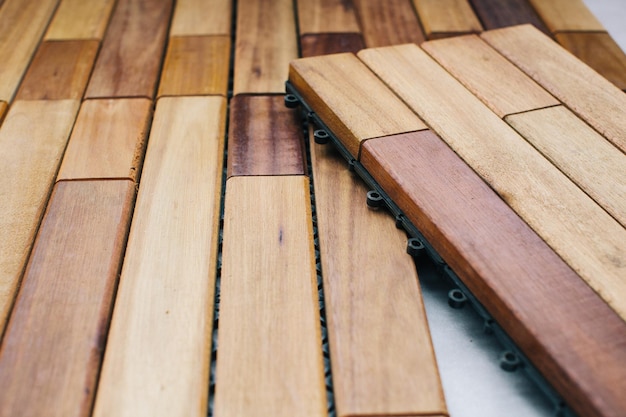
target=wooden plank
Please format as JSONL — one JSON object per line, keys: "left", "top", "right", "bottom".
{"left": 358, "top": 43, "right": 626, "bottom": 322}
{"left": 45, "top": 0, "right": 116, "bottom": 40}
{"left": 411, "top": 0, "right": 482, "bottom": 39}
{"left": 92, "top": 96, "right": 226, "bottom": 417}
{"left": 227, "top": 95, "right": 306, "bottom": 177}
{"left": 288, "top": 53, "right": 427, "bottom": 159}
{"left": 57, "top": 98, "right": 153, "bottom": 181}
{"left": 301, "top": 33, "right": 366, "bottom": 57}
{"left": 214, "top": 175, "right": 326, "bottom": 417}
{"left": 0, "top": 100, "right": 79, "bottom": 333}
{"left": 15, "top": 40, "right": 100, "bottom": 101}
{"left": 170, "top": 0, "right": 232, "bottom": 36}
{"left": 421, "top": 35, "right": 559, "bottom": 118}
{"left": 554, "top": 31, "right": 626, "bottom": 91}
{"left": 311, "top": 132, "right": 447, "bottom": 417}
{"left": 158, "top": 35, "right": 230, "bottom": 98}
{"left": 468, "top": 0, "right": 549, "bottom": 33}
{"left": 296, "top": 0, "right": 360, "bottom": 34}
{"left": 527, "top": 0, "right": 604, "bottom": 32}
{"left": 481, "top": 25, "right": 626, "bottom": 153}
{"left": 0, "top": 179, "right": 135, "bottom": 417}
{"left": 351, "top": 0, "right": 426, "bottom": 47}
{"left": 0, "top": 101, "right": 6, "bottom": 124}
{"left": 233, "top": 0, "right": 298, "bottom": 94}
{"left": 360, "top": 130, "right": 626, "bottom": 417}
{"left": 0, "top": 0, "right": 60, "bottom": 102}
{"left": 85, "top": 0, "right": 173, "bottom": 99}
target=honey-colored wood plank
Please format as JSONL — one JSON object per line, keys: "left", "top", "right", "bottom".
{"left": 301, "top": 33, "right": 366, "bottom": 57}
{"left": 0, "top": 100, "right": 79, "bottom": 333}
{"left": 288, "top": 53, "right": 427, "bottom": 159}
{"left": 0, "top": 180, "right": 135, "bottom": 417}
{"left": 527, "top": 0, "right": 604, "bottom": 32}
{"left": 422, "top": 35, "right": 559, "bottom": 118}
{"left": 358, "top": 43, "right": 626, "bottom": 322}
{"left": 412, "top": 0, "right": 482, "bottom": 39}
{"left": 481, "top": 25, "right": 626, "bottom": 153}
{"left": 353, "top": 0, "right": 426, "bottom": 47}
{"left": 158, "top": 36, "right": 230, "bottom": 98}
{"left": 311, "top": 133, "right": 447, "bottom": 417}
{"left": 297, "top": 0, "right": 360, "bottom": 34}
{"left": 85, "top": 0, "right": 173, "bottom": 99}
{"left": 15, "top": 40, "right": 100, "bottom": 101}
{"left": 169, "top": 0, "right": 232, "bottom": 36}
{"left": 214, "top": 175, "right": 326, "bottom": 417}
{"left": 0, "top": 102, "right": 6, "bottom": 124}
{"left": 92, "top": 96, "right": 226, "bottom": 417}
{"left": 45, "top": 0, "right": 116, "bottom": 40}
{"left": 227, "top": 95, "right": 306, "bottom": 177}
{"left": 360, "top": 130, "right": 626, "bottom": 417}
{"left": 0, "top": 0, "right": 60, "bottom": 102}
{"left": 57, "top": 98, "right": 152, "bottom": 181}
{"left": 233, "top": 0, "right": 298, "bottom": 94}
{"left": 468, "top": 0, "right": 549, "bottom": 33}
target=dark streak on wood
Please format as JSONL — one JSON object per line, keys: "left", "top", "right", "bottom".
{"left": 300, "top": 33, "right": 365, "bottom": 58}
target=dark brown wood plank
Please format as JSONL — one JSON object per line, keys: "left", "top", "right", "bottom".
{"left": 469, "top": 0, "right": 549, "bottom": 34}
{"left": 300, "top": 33, "right": 365, "bottom": 58}
{"left": 353, "top": 0, "right": 426, "bottom": 47}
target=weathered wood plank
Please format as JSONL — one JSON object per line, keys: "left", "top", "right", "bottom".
{"left": 300, "top": 33, "right": 366, "bottom": 57}
{"left": 468, "top": 0, "right": 549, "bottom": 33}
{"left": 214, "top": 175, "right": 326, "bottom": 417}
{"left": 297, "top": 0, "right": 360, "bottom": 34}
{"left": 0, "top": 179, "right": 135, "bottom": 417}
{"left": 45, "top": 0, "right": 116, "bottom": 40}
{"left": 57, "top": 98, "right": 152, "bottom": 181}
{"left": 352, "top": 0, "right": 425, "bottom": 47}
{"left": 170, "top": 0, "right": 232, "bottom": 36}
{"left": 92, "top": 97, "right": 226, "bottom": 417}
{"left": 411, "top": 0, "right": 482, "bottom": 39}
{"left": 527, "top": 0, "right": 604, "bottom": 32}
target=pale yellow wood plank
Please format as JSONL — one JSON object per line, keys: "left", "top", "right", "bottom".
{"left": 215, "top": 176, "right": 327, "bottom": 417}
{"left": 170, "top": 0, "right": 232, "bottom": 36}
{"left": 0, "top": 100, "right": 79, "bottom": 333}
{"left": 358, "top": 44, "right": 626, "bottom": 321}
{"left": 45, "top": 0, "right": 116, "bottom": 40}
{"left": 92, "top": 96, "right": 226, "bottom": 417}
{"left": 412, "top": 0, "right": 482, "bottom": 39}
{"left": 288, "top": 53, "right": 427, "bottom": 158}
{"left": 481, "top": 25, "right": 626, "bottom": 154}
{"left": 296, "top": 0, "right": 360, "bottom": 34}
{"left": 527, "top": 0, "right": 604, "bottom": 32}
{"left": 422, "top": 35, "right": 559, "bottom": 118}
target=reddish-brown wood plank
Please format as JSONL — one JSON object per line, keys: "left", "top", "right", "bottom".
{"left": 227, "top": 95, "right": 306, "bottom": 177}
{"left": 301, "top": 33, "right": 366, "bottom": 57}
{"left": 468, "top": 0, "right": 549, "bottom": 33}
{"left": 353, "top": 0, "right": 426, "bottom": 47}
{"left": 297, "top": 0, "right": 361, "bottom": 34}
{"left": 412, "top": 0, "right": 482, "bottom": 39}
{"left": 0, "top": 180, "right": 135, "bottom": 417}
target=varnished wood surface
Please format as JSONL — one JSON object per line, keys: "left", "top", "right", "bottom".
{"left": 169, "top": 0, "right": 232, "bottom": 36}
{"left": 300, "top": 33, "right": 365, "bottom": 58}
{"left": 353, "top": 0, "right": 426, "bottom": 47}
{"left": 527, "top": 0, "right": 604, "bottom": 32}
{"left": 412, "top": 0, "right": 482, "bottom": 39}
{"left": 44, "top": 0, "right": 116, "bottom": 40}
{"left": 297, "top": 0, "right": 360, "bottom": 34}
{"left": 469, "top": 0, "right": 549, "bottom": 33}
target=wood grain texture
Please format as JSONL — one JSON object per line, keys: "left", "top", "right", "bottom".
{"left": 0, "top": 180, "right": 135, "bottom": 417}
{"left": 412, "top": 0, "right": 482, "bottom": 39}
{"left": 301, "top": 33, "right": 366, "bottom": 58}
{"left": 57, "top": 98, "right": 152, "bottom": 181}
{"left": 214, "top": 175, "right": 326, "bottom": 417}
{"left": 468, "top": 0, "right": 549, "bottom": 33}
{"left": 481, "top": 25, "right": 626, "bottom": 153}
{"left": 297, "top": 0, "right": 360, "bottom": 34}
{"left": 233, "top": 0, "right": 298, "bottom": 94}
{"left": 358, "top": 43, "right": 626, "bottom": 322}
{"left": 45, "top": 0, "right": 116, "bottom": 40}
{"left": 352, "top": 0, "right": 426, "bottom": 47}
{"left": 15, "top": 40, "right": 100, "bottom": 100}
{"left": 311, "top": 132, "right": 447, "bottom": 417}
{"left": 85, "top": 0, "right": 173, "bottom": 99}
{"left": 360, "top": 130, "right": 626, "bottom": 417}
{"left": 0, "top": 100, "right": 79, "bottom": 334}
{"left": 527, "top": 0, "right": 604, "bottom": 32}
{"left": 289, "top": 53, "right": 427, "bottom": 159}
{"left": 92, "top": 97, "right": 226, "bottom": 417}
{"left": 158, "top": 35, "right": 230, "bottom": 97}
{"left": 169, "top": 0, "right": 232, "bottom": 36}
{"left": 227, "top": 95, "right": 306, "bottom": 177}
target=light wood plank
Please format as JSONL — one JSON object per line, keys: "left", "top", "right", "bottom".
{"left": 412, "top": 0, "right": 482, "bottom": 39}
{"left": 57, "top": 98, "right": 152, "bottom": 181}
{"left": 170, "top": 0, "right": 232, "bottom": 36}
{"left": 289, "top": 53, "right": 427, "bottom": 158}
{"left": 215, "top": 175, "right": 327, "bottom": 417}
{"left": 358, "top": 43, "right": 626, "bottom": 322}
{"left": 527, "top": 0, "right": 604, "bottom": 32}
{"left": 158, "top": 36, "right": 230, "bottom": 98}
{"left": 300, "top": 33, "right": 366, "bottom": 57}
{"left": 0, "top": 100, "right": 79, "bottom": 333}
{"left": 233, "top": 0, "right": 298, "bottom": 94}
{"left": 93, "top": 96, "right": 226, "bottom": 417}
{"left": 45, "top": 0, "right": 116, "bottom": 40}
{"left": 468, "top": 0, "right": 549, "bottom": 33}
{"left": 353, "top": 0, "right": 426, "bottom": 47}
{"left": 481, "top": 25, "right": 626, "bottom": 153}
{"left": 0, "top": 180, "right": 135, "bottom": 417}
{"left": 297, "top": 0, "right": 360, "bottom": 34}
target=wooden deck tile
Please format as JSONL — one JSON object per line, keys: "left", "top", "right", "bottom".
{"left": 311, "top": 133, "right": 447, "bottom": 417}
{"left": 297, "top": 0, "right": 360, "bottom": 34}
{"left": 92, "top": 97, "right": 225, "bottom": 417}
{"left": 358, "top": 43, "right": 626, "bottom": 322}
{"left": 0, "top": 179, "right": 135, "bottom": 417}
{"left": 15, "top": 40, "right": 100, "bottom": 101}
{"left": 468, "top": 0, "right": 549, "bottom": 33}
{"left": 170, "top": 0, "right": 232, "bottom": 36}
{"left": 227, "top": 95, "right": 306, "bottom": 177}
{"left": 288, "top": 53, "right": 427, "bottom": 159}
{"left": 360, "top": 130, "right": 626, "bottom": 417}
{"left": 411, "top": 0, "right": 482, "bottom": 39}
{"left": 0, "top": 100, "right": 79, "bottom": 333}
{"left": 526, "top": 0, "right": 604, "bottom": 32}
{"left": 233, "top": 0, "right": 298, "bottom": 94}
{"left": 300, "top": 33, "right": 366, "bottom": 57}
{"left": 214, "top": 175, "right": 326, "bottom": 417}
{"left": 352, "top": 0, "right": 426, "bottom": 47}
{"left": 481, "top": 25, "right": 626, "bottom": 153}
{"left": 45, "top": 0, "right": 116, "bottom": 40}
{"left": 57, "top": 98, "right": 152, "bottom": 181}
{"left": 158, "top": 36, "right": 230, "bottom": 98}
{"left": 85, "top": 0, "right": 173, "bottom": 99}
